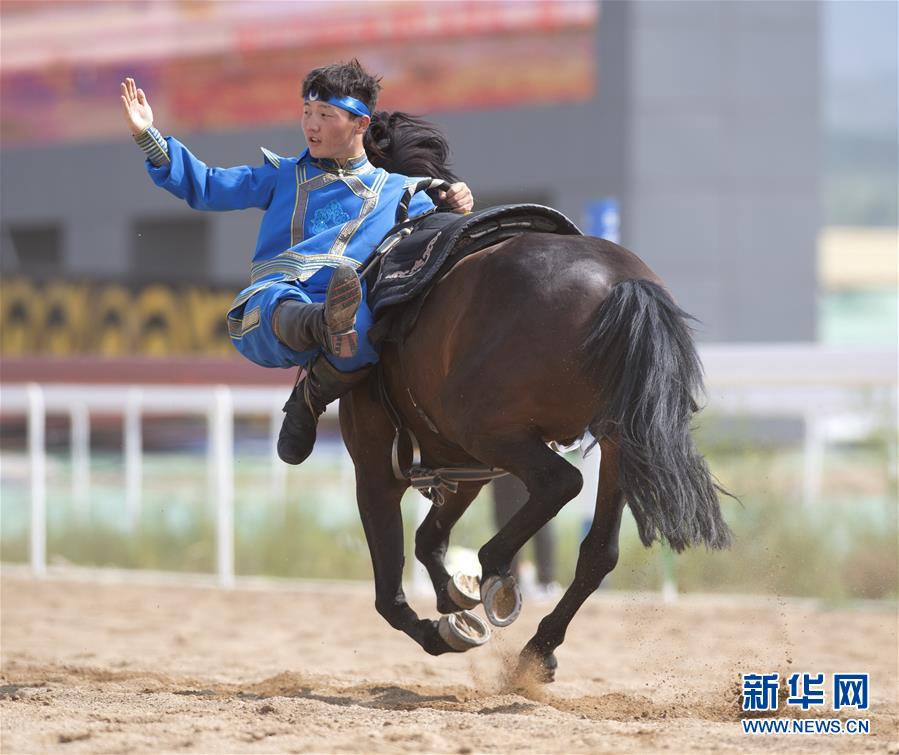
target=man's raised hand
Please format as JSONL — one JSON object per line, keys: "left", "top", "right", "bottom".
{"left": 120, "top": 78, "right": 154, "bottom": 137}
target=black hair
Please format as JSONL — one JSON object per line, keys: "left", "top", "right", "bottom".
{"left": 302, "top": 59, "right": 381, "bottom": 114}
{"left": 364, "top": 111, "right": 460, "bottom": 184}
{"left": 303, "top": 60, "right": 459, "bottom": 183}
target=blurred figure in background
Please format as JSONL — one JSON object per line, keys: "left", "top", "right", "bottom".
{"left": 492, "top": 474, "right": 560, "bottom": 599}
{"left": 119, "top": 60, "right": 473, "bottom": 468}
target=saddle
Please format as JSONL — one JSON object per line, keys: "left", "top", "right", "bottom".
{"left": 364, "top": 203, "right": 582, "bottom": 346}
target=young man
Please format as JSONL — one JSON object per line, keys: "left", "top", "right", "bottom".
{"left": 120, "top": 61, "right": 473, "bottom": 465}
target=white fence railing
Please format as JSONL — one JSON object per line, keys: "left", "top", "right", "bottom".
{"left": 1, "top": 344, "right": 896, "bottom": 587}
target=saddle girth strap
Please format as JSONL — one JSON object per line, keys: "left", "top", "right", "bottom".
{"left": 375, "top": 365, "right": 507, "bottom": 506}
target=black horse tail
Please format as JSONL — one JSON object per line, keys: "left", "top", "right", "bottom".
{"left": 364, "top": 111, "right": 460, "bottom": 184}
{"left": 582, "top": 279, "right": 732, "bottom": 552}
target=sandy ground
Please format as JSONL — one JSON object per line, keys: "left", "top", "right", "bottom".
{"left": 1, "top": 569, "right": 896, "bottom": 754}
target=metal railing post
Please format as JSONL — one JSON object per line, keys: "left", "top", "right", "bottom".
{"left": 206, "top": 400, "right": 217, "bottom": 516}
{"left": 802, "top": 413, "right": 824, "bottom": 507}
{"left": 270, "top": 399, "right": 287, "bottom": 503}
{"left": 575, "top": 435, "right": 601, "bottom": 538}
{"left": 124, "top": 387, "right": 143, "bottom": 528}
{"left": 27, "top": 383, "right": 46, "bottom": 577}
{"left": 70, "top": 402, "right": 90, "bottom": 520}
{"left": 213, "top": 386, "right": 235, "bottom": 589}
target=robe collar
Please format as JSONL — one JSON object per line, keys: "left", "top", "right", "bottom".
{"left": 308, "top": 151, "right": 372, "bottom": 175}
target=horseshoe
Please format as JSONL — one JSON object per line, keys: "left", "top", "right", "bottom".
{"left": 437, "top": 610, "right": 491, "bottom": 652}
{"left": 480, "top": 575, "right": 522, "bottom": 627}
{"left": 446, "top": 572, "right": 481, "bottom": 610}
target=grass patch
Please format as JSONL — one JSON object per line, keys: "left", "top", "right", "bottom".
{"left": 1, "top": 438, "right": 896, "bottom": 601}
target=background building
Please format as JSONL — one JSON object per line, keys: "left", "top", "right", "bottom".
{"left": 0, "top": 0, "right": 895, "bottom": 359}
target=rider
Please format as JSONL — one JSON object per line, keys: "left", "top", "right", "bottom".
{"left": 120, "top": 60, "right": 473, "bottom": 466}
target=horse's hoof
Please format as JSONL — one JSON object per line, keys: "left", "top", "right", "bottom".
{"left": 437, "top": 610, "right": 491, "bottom": 652}
{"left": 515, "top": 648, "right": 557, "bottom": 684}
{"left": 480, "top": 575, "right": 522, "bottom": 627}
{"left": 446, "top": 572, "right": 481, "bottom": 610}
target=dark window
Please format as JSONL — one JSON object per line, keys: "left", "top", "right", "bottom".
{"left": 1, "top": 223, "right": 62, "bottom": 280}
{"left": 131, "top": 215, "right": 209, "bottom": 285}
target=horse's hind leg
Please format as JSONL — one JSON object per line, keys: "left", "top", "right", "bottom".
{"left": 469, "top": 433, "right": 583, "bottom": 622}
{"left": 518, "top": 435, "right": 625, "bottom": 682}
{"left": 414, "top": 481, "right": 484, "bottom": 614}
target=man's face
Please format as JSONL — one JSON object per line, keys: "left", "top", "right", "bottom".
{"left": 302, "top": 100, "right": 365, "bottom": 160}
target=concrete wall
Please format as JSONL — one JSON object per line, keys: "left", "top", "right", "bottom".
{"left": 625, "top": 1, "right": 820, "bottom": 341}
{"left": 0, "top": 0, "right": 819, "bottom": 342}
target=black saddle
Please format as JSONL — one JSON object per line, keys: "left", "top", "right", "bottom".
{"left": 364, "top": 203, "right": 582, "bottom": 345}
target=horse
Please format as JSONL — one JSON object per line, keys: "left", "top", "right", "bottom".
{"left": 330, "top": 112, "right": 732, "bottom": 682}
{"left": 337, "top": 230, "right": 732, "bottom": 682}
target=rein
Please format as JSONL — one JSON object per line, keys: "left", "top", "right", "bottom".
{"left": 375, "top": 366, "right": 507, "bottom": 506}
{"left": 358, "top": 177, "right": 448, "bottom": 283}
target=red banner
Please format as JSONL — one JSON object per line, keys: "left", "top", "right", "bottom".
{"left": 0, "top": 0, "right": 597, "bottom": 147}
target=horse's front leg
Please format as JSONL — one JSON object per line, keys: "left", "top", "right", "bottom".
{"left": 354, "top": 474, "right": 456, "bottom": 655}
{"left": 340, "top": 382, "right": 484, "bottom": 656}
{"left": 414, "top": 481, "right": 485, "bottom": 614}
{"left": 517, "top": 436, "right": 625, "bottom": 682}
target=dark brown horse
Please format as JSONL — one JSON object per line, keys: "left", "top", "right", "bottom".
{"left": 338, "top": 230, "right": 732, "bottom": 682}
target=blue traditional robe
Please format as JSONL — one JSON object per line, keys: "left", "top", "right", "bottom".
{"left": 145, "top": 138, "right": 435, "bottom": 370}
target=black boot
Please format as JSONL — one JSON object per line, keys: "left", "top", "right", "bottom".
{"left": 277, "top": 357, "right": 372, "bottom": 465}
{"left": 272, "top": 265, "right": 363, "bottom": 357}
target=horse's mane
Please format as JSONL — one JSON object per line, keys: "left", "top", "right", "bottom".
{"left": 364, "top": 111, "right": 460, "bottom": 184}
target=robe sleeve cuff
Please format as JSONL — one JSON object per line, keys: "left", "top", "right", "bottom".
{"left": 133, "top": 125, "right": 170, "bottom": 167}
